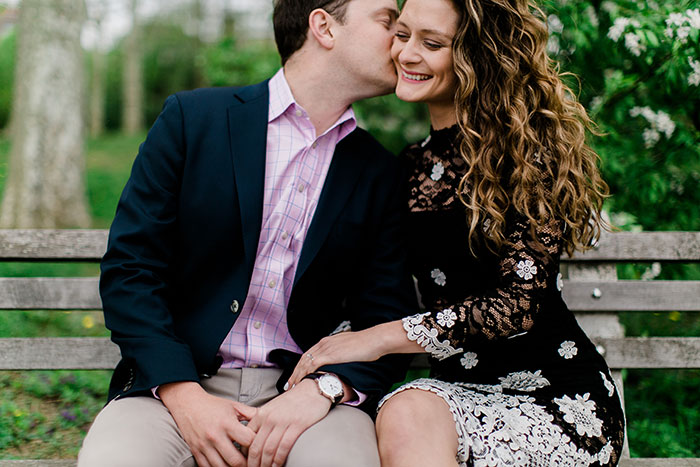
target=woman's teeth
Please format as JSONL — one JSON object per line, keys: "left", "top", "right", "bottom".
{"left": 402, "top": 70, "right": 431, "bottom": 81}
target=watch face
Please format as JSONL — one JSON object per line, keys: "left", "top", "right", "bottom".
{"left": 319, "top": 374, "right": 343, "bottom": 398}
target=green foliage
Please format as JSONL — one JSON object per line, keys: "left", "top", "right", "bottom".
{"left": 203, "top": 37, "right": 281, "bottom": 87}
{"left": 0, "top": 30, "right": 15, "bottom": 130}
{"left": 541, "top": 0, "right": 700, "bottom": 231}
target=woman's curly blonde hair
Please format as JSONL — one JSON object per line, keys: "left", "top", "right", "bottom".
{"left": 447, "top": 0, "right": 609, "bottom": 256}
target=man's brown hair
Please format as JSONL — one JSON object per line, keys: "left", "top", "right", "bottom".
{"left": 273, "top": 0, "right": 353, "bottom": 64}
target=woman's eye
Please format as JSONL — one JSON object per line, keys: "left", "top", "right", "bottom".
{"left": 424, "top": 41, "right": 443, "bottom": 50}
{"left": 395, "top": 32, "right": 410, "bottom": 41}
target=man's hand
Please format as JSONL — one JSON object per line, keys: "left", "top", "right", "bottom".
{"left": 245, "top": 379, "right": 332, "bottom": 467}
{"left": 160, "top": 381, "right": 257, "bottom": 467}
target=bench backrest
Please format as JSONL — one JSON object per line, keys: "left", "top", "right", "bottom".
{"left": 1, "top": 229, "right": 699, "bottom": 464}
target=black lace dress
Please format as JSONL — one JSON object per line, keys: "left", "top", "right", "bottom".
{"left": 379, "top": 125, "right": 625, "bottom": 466}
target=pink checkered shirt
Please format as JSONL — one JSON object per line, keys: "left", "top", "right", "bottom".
{"left": 218, "top": 69, "right": 357, "bottom": 369}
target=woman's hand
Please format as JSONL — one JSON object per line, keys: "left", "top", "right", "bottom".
{"left": 285, "top": 328, "right": 385, "bottom": 390}
{"left": 285, "top": 320, "right": 423, "bottom": 390}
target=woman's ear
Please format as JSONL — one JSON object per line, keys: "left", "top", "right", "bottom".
{"left": 308, "top": 8, "right": 336, "bottom": 50}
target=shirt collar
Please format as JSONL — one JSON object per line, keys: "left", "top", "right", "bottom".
{"left": 268, "top": 68, "right": 357, "bottom": 136}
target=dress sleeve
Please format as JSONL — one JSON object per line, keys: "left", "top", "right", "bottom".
{"left": 403, "top": 215, "right": 564, "bottom": 360}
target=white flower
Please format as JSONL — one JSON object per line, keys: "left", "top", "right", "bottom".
{"left": 460, "top": 352, "right": 479, "bottom": 369}
{"left": 641, "top": 262, "right": 662, "bottom": 280}
{"left": 688, "top": 57, "right": 700, "bottom": 87}
{"left": 624, "top": 32, "right": 645, "bottom": 56}
{"left": 600, "top": 371, "right": 616, "bottom": 397}
{"left": 516, "top": 260, "right": 538, "bottom": 280}
{"left": 499, "top": 370, "right": 551, "bottom": 392}
{"left": 430, "top": 162, "right": 445, "bottom": 181}
{"left": 676, "top": 26, "right": 691, "bottom": 43}
{"left": 548, "top": 14, "right": 564, "bottom": 34}
{"left": 436, "top": 309, "right": 457, "bottom": 328}
{"left": 607, "top": 17, "right": 630, "bottom": 42}
{"left": 558, "top": 341, "right": 578, "bottom": 359}
{"left": 642, "top": 128, "right": 661, "bottom": 148}
{"left": 687, "top": 8, "right": 700, "bottom": 29}
{"left": 556, "top": 272, "right": 564, "bottom": 291}
{"left": 431, "top": 268, "right": 447, "bottom": 286}
{"left": 666, "top": 12, "right": 686, "bottom": 28}
{"left": 598, "top": 442, "right": 614, "bottom": 464}
{"left": 554, "top": 393, "right": 604, "bottom": 438}
{"left": 585, "top": 5, "right": 599, "bottom": 28}
{"left": 629, "top": 106, "right": 675, "bottom": 147}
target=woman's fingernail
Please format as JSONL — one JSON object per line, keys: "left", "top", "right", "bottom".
{"left": 283, "top": 382, "right": 289, "bottom": 391}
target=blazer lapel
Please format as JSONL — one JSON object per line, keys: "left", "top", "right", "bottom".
{"left": 294, "top": 132, "right": 368, "bottom": 287}
{"left": 227, "top": 81, "right": 270, "bottom": 274}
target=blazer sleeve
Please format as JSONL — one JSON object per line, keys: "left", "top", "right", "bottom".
{"left": 319, "top": 157, "right": 419, "bottom": 412}
{"left": 100, "top": 94, "right": 199, "bottom": 398}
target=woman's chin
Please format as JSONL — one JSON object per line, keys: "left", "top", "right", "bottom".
{"left": 394, "top": 89, "right": 424, "bottom": 104}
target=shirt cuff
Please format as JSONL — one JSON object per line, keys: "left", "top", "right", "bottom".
{"left": 342, "top": 388, "right": 367, "bottom": 406}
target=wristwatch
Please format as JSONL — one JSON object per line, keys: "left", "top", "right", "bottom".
{"left": 303, "top": 372, "right": 344, "bottom": 407}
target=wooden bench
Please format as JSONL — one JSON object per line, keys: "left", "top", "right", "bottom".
{"left": 1, "top": 229, "right": 699, "bottom": 466}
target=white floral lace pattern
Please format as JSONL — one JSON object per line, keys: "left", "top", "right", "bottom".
{"left": 558, "top": 341, "right": 578, "bottom": 359}
{"left": 498, "top": 370, "right": 551, "bottom": 392}
{"left": 403, "top": 313, "right": 463, "bottom": 360}
{"left": 431, "top": 268, "right": 447, "bottom": 286}
{"left": 437, "top": 309, "right": 457, "bottom": 328}
{"left": 431, "top": 162, "right": 445, "bottom": 181}
{"left": 600, "top": 371, "right": 616, "bottom": 397}
{"left": 554, "top": 393, "right": 604, "bottom": 438}
{"left": 460, "top": 352, "right": 478, "bottom": 370}
{"left": 379, "top": 378, "right": 608, "bottom": 467}
{"left": 516, "top": 260, "right": 538, "bottom": 280}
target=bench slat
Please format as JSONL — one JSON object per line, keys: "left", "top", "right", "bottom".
{"left": 565, "top": 231, "right": 700, "bottom": 262}
{"left": 1, "top": 230, "right": 699, "bottom": 262}
{"left": 562, "top": 280, "right": 700, "bottom": 312}
{"left": 3, "top": 277, "right": 698, "bottom": 312}
{"left": 409, "top": 337, "right": 700, "bottom": 371}
{"left": 0, "top": 278, "right": 101, "bottom": 310}
{"left": 0, "top": 230, "right": 107, "bottom": 261}
{"left": 1, "top": 459, "right": 698, "bottom": 467}
{"left": 0, "top": 338, "right": 120, "bottom": 370}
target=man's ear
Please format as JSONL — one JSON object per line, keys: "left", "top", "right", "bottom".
{"left": 308, "top": 8, "right": 336, "bottom": 50}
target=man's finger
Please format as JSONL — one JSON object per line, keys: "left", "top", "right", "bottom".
{"left": 247, "top": 421, "right": 272, "bottom": 467}
{"left": 213, "top": 434, "right": 247, "bottom": 467}
{"left": 227, "top": 420, "right": 256, "bottom": 448}
{"left": 234, "top": 402, "right": 258, "bottom": 421}
{"left": 260, "top": 426, "right": 286, "bottom": 467}
{"left": 272, "top": 426, "right": 303, "bottom": 467}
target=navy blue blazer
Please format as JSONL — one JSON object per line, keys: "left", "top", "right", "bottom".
{"left": 99, "top": 80, "right": 418, "bottom": 411}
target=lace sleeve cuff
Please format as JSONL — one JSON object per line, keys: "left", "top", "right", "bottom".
{"left": 402, "top": 312, "right": 463, "bottom": 360}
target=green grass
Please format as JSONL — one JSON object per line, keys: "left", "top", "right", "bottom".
{"left": 0, "top": 132, "right": 699, "bottom": 458}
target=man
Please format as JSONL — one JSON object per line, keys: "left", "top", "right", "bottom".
{"left": 78, "top": 0, "right": 417, "bottom": 466}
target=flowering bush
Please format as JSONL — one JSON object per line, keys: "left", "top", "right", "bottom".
{"left": 542, "top": 0, "right": 700, "bottom": 231}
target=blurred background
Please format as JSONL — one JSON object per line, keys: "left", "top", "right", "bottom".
{"left": 0, "top": 0, "right": 698, "bottom": 459}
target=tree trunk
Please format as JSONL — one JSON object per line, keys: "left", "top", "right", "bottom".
{"left": 0, "top": 0, "right": 90, "bottom": 228}
{"left": 122, "top": 0, "right": 143, "bottom": 135}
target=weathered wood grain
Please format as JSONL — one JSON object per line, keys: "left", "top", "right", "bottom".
{"left": 0, "top": 230, "right": 107, "bottom": 260}
{"left": 563, "top": 280, "right": 700, "bottom": 312}
{"left": 0, "top": 338, "right": 119, "bottom": 370}
{"left": 565, "top": 231, "right": 700, "bottom": 262}
{"left": 0, "top": 278, "right": 101, "bottom": 310}
{"left": 410, "top": 337, "right": 700, "bottom": 370}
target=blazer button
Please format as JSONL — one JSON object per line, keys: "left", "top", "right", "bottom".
{"left": 230, "top": 300, "right": 240, "bottom": 314}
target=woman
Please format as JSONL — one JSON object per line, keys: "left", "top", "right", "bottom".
{"left": 287, "top": 0, "right": 625, "bottom": 465}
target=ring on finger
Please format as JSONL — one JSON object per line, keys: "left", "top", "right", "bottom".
{"left": 307, "top": 353, "right": 314, "bottom": 361}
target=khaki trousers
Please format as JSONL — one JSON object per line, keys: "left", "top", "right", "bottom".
{"left": 78, "top": 368, "right": 380, "bottom": 467}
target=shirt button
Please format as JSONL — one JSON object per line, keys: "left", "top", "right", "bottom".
{"left": 254, "top": 321, "right": 262, "bottom": 329}
{"left": 295, "top": 109, "right": 303, "bottom": 117}
{"left": 268, "top": 280, "right": 276, "bottom": 288}
{"left": 298, "top": 184, "right": 305, "bottom": 193}
{"left": 281, "top": 231, "right": 289, "bottom": 240}
{"left": 250, "top": 364, "right": 259, "bottom": 368}
{"left": 230, "top": 300, "right": 240, "bottom": 314}
{"left": 312, "top": 142, "right": 318, "bottom": 149}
